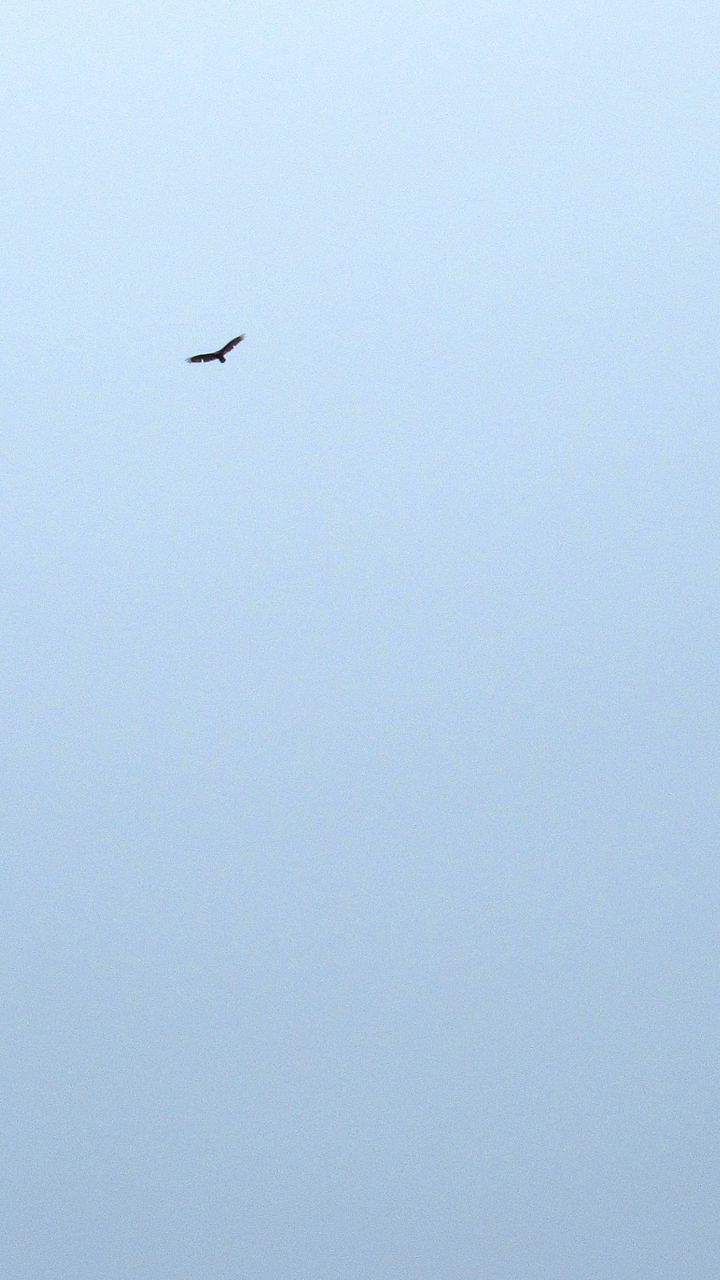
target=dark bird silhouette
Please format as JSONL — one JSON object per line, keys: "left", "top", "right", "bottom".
{"left": 186, "top": 334, "right": 245, "bottom": 364}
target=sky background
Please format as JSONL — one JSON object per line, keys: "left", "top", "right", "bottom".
{"left": 2, "top": 2, "right": 720, "bottom": 1276}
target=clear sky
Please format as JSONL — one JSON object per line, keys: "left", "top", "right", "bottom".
{"left": 2, "top": 3, "right": 720, "bottom": 1277}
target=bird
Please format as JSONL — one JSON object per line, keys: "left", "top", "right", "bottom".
{"left": 186, "top": 334, "right": 245, "bottom": 364}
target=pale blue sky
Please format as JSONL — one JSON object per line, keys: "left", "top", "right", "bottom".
{"left": 2, "top": 3, "right": 720, "bottom": 1277}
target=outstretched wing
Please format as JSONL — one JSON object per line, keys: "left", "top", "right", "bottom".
{"left": 186, "top": 352, "right": 216, "bottom": 363}
{"left": 219, "top": 334, "right": 245, "bottom": 356}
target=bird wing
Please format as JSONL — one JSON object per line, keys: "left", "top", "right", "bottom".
{"left": 186, "top": 352, "right": 215, "bottom": 362}
{"left": 219, "top": 334, "right": 245, "bottom": 356}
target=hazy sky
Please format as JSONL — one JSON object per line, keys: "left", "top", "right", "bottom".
{"left": 2, "top": 3, "right": 720, "bottom": 1277}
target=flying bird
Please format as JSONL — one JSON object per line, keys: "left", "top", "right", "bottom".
{"left": 186, "top": 334, "right": 245, "bottom": 364}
